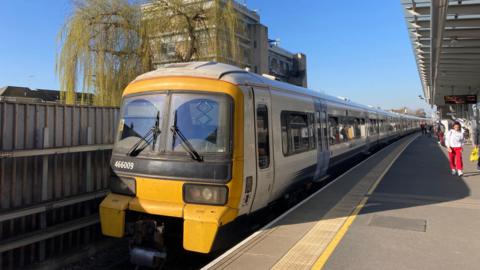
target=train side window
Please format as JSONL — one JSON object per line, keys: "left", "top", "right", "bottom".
{"left": 370, "top": 119, "right": 378, "bottom": 135}
{"left": 322, "top": 112, "right": 328, "bottom": 148}
{"left": 353, "top": 118, "right": 361, "bottom": 139}
{"left": 359, "top": 118, "right": 366, "bottom": 137}
{"left": 281, "top": 111, "right": 315, "bottom": 156}
{"left": 341, "top": 117, "right": 357, "bottom": 141}
{"left": 257, "top": 105, "right": 270, "bottom": 169}
{"left": 315, "top": 112, "right": 322, "bottom": 151}
{"left": 339, "top": 117, "right": 349, "bottom": 142}
{"left": 308, "top": 113, "right": 316, "bottom": 150}
{"left": 328, "top": 116, "right": 340, "bottom": 145}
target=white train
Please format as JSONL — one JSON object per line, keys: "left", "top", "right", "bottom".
{"left": 100, "top": 62, "right": 423, "bottom": 265}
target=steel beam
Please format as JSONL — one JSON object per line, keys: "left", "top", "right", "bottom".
{"left": 430, "top": 0, "right": 449, "bottom": 106}
{"left": 416, "top": 18, "right": 480, "bottom": 28}
{"left": 414, "top": 3, "right": 480, "bottom": 16}
{"left": 0, "top": 144, "right": 114, "bottom": 158}
{"left": 0, "top": 190, "right": 108, "bottom": 222}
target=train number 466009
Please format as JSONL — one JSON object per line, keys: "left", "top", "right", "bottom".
{"left": 114, "top": 160, "right": 134, "bottom": 170}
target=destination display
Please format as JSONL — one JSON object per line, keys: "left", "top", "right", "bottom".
{"left": 444, "top": 95, "right": 477, "bottom": 104}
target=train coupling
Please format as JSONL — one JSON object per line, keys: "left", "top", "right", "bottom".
{"left": 129, "top": 220, "right": 167, "bottom": 268}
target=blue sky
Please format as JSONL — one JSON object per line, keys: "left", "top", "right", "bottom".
{"left": 0, "top": 0, "right": 430, "bottom": 112}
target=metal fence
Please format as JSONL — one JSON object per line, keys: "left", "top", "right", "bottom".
{"left": 0, "top": 101, "right": 119, "bottom": 269}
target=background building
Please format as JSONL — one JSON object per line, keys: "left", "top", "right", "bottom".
{"left": 145, "top": 0, "right": 308, "bottom": 87}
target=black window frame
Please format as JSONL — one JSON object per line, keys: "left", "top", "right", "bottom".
{"left": 256, "top": 104, "right": 270, "bottom": 169}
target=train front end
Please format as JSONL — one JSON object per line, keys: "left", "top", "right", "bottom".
{"left": 99, "top": 76, "right": 244, "bottom": 266}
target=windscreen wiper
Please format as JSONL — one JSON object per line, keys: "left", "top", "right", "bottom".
{"left": 170, "top": 111, "right": 203, "bottom": 162}
{"left": 127, "top": 111, "right": 161, "bottom": 157}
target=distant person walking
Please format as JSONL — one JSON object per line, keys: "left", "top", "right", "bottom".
{"left": 427, "top": 124, "right": 433, "bottom": 138}
{"left": 420, "top": 122, "right": 426, "bottom": 135}
{"left": 436, "top": 122, "right": 445, "bottom": 145}
{"left": 445, "top": 121, "right": 465, "bottom": 176}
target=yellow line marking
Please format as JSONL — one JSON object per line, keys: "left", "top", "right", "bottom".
{"left": 311, "top": 134, "right": 418, "bottom": 270}
{"left": 311, "top": 197, "right": 368, "bottom": 270}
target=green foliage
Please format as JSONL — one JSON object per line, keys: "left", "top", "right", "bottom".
{"left": 213, "top": 0, "right": 240, "bottom": 64}
{"left": 57, "top": 0, "right": 240, "bottom": 106}
{"left": 57, "top": 0, "right": 152, "bottom": 106}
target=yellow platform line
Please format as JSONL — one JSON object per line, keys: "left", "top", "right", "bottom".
{"left": 311, "top": 135, "right": 418, "bottom": 270}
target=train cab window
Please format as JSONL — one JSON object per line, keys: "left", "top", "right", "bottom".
{"left": 257, "top": 105, "right": 270, "bottom": 169}
{"left": 116, "top": 94, "right": 166, "bottom": 154}
{"left": 281, "top": 111, "right": 315, "bottom": 156}
{"left": 167, "top": 93, "right": 232, "bottom": 154}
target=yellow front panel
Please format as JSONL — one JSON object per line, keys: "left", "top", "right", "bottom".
{"left": 131, "top": 178, "right": 185, "bottom": 217}
{"left": 99, "top": 207, "right": 126, "bottom": 238}
{"left": 136, "top": 177, "right": 184, "bottom": 203}
{"left": 183, "top": 204, "right": 238, "bottom": 253}
{"left": 99, "top": 193, "right": 133, "bottom": 237}
{"left": 184, "top": 220, "right": 218, "bottom": 253}
{"left": 129, "top": 198, "right": 183, "bottom": 217}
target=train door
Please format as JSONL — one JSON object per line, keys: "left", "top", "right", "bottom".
{"left": 250, "top": 87, "right": 275, "bottom": 211}
{"left": 314, "top": 101, "right": 329, "bottom": 180}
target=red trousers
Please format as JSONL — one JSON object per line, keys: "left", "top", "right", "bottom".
{"left": 449, "top": 147, "right": 463, "bottom": 170}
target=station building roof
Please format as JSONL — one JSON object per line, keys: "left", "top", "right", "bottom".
{"left": 401, "top": 0, "right": 480, "bottom": 106}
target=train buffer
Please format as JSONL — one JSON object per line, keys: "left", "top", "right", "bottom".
{"left": 203, "top": 134, "right": 480, "bottom": 270}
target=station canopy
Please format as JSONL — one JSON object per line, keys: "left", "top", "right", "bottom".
{"left": 402, "top": 0, "right": 480, "bottom": 106}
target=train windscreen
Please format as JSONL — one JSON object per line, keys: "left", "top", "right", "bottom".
{"left": 114, "top": 92, "right": 232, "bottom": 157}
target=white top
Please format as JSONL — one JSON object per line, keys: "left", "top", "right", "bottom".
{"left": 445, "top": 129, "right": 464, "bottom": 148}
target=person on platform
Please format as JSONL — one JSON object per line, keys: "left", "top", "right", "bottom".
{"left": 472, "top": 121, "right": 480, "bottom": 171}
{"left": 436, "top": 122, "right": 445, "bottom": 145}
{"left": 445, "top": 121, "right": 465, "bottom": 176}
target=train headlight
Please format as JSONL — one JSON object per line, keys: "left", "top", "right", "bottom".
{"left": 110, "top": 175, "right": 136, "bottom": 196}
{"left": 183, "top": 184, "right": 228, "bottom": 206}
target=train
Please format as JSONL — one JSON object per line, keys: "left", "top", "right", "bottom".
{"left": 99, "top": 61, "right": 424, "bottom": 267}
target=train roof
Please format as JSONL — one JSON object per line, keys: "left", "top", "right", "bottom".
{"left": 133, "top": 62, "right": 425, "bottom": 120}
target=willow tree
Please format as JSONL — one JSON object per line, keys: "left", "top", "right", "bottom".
{"left": 211, "top": 0, "right": 240, "bottom": 65}
{"left": 57, "top": 0, "right": 152, "bottom": 106}
{"left": 58, "top": 0, "right": 241, "bottom": 106}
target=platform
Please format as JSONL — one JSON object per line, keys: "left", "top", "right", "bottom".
{"left": 203, "top": 133, "right": 480, "bottom": 270}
